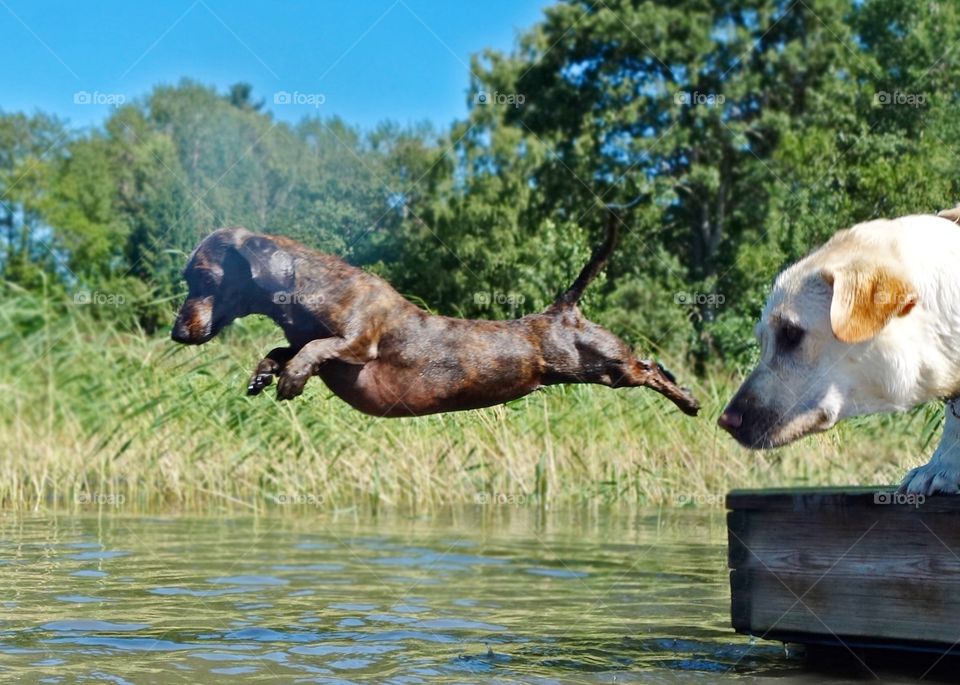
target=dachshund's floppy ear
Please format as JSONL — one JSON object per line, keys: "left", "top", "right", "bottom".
{"left": 822, "top": 262, "right": 917, "bottom": 344}
{"left": 237, "top": 235, "right": 295, "bottom": 293}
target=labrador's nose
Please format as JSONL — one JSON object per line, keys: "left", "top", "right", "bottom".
{"left": 718, "top": 410, "right": 743, "bottom": 432}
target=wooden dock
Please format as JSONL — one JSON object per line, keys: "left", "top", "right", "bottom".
{"left": 727, "top": 487, "right": 960, "bottom": 654}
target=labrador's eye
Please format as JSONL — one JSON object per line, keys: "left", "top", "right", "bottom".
{"left": 777, "top": 324, "right": 805, "bottom": 352}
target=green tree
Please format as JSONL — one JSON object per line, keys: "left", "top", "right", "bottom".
{"left": 0, "top": 112, "right": 67, "bottom": 289}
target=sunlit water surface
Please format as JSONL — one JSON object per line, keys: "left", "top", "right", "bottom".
{"left": 0, "top": 507, "right": 870, "bottom": 683}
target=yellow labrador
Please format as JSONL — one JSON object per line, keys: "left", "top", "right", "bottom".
{"left": 719, "top": 206, "right": 960, "bottom": 495}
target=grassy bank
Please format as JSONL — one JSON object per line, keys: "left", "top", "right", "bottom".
{"left": 0, "top": 288, "right": 942, "bottom": 512}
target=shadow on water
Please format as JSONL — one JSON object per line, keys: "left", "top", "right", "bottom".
{"left": 0, "top": 506, "right": 930, "bottom": 683}
{"left": 789, "top": 644, "right": 960, "bottom": 684}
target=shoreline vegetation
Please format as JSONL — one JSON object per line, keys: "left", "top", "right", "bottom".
{"left": 2, "top": 288, "right": 941, "bottom": 513}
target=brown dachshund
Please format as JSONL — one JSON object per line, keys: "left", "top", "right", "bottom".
{"left": 171, "top": 220, "right": 700, "bottom": 417}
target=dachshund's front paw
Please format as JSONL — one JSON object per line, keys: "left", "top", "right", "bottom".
{"left": 276, "top": 364, "right": 313, "bottom": 401}
{"left": 247, "top": 372, "right": 274, "bottom": 396}
{"left": 247, "top": 359, "right": 280, "bottom": 396}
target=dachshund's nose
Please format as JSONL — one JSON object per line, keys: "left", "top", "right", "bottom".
{"left": 171, "top": 314, "right": 198, "bottom": 344}
{"left": 171, "top": 325, "right": 190, "bottom": 344}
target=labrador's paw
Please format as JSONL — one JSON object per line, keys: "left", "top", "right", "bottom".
{"left": 897, "top": 462, "right": 960, "bottom": 496}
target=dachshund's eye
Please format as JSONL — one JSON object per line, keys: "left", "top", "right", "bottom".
{"left": 777, "top": 324, "right": 805, "bottom": 352}
{"left": 190, "top": 269, "right": 219, "bottom": 291}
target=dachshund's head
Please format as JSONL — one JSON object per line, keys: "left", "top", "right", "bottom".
{"left": 172, "top": 227, "right": 295, "bottom": 344}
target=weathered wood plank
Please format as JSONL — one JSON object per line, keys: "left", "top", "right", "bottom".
{"left": 728, "top": 488, "right": 960, "bottom": 651}
{"left": 733, "top": 569, "right": 960, "bottom": 643}
{"left": 727, "top": 486, "right": 952, "bottom": 512}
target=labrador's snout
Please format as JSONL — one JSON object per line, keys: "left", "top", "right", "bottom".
{"left": 718, "top": 385, "right": 782, "bottom": 449}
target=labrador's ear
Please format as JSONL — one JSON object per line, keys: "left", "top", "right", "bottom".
{"left": 236, "top": 235, "right": 295, "bottom": 293}
{"left": 822, "top": 263, "right": 917, "bottom": 344}
{"left": 938, "top": 204, "right": 960, "bottom": 224}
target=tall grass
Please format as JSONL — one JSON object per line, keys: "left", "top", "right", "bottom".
{"left": 0, "top": 286, "right": 943, "bottom": 512}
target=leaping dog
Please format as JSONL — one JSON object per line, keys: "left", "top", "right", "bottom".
{"left": 172, "top": 217, "right": 700, "bottom": 418}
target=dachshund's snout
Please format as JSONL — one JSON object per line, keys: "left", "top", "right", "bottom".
{"left": 171, "top": 298, "right": 215, "bottom": 345}
{"left": 171, "top": 321, "right": 202, "bottom": 344}
{"left": 170, "top": 324, "right": 191, "bottom": 344}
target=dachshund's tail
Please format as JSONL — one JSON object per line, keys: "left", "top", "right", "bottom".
{"left": 555, "top": 209, "right": 621, "bottom": 307}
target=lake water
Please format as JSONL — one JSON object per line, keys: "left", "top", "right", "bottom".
{"left": 0, "top": 507, "right": 915, "bottom": 683}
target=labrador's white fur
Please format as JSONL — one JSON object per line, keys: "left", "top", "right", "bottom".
{"left": 720, "top": 209, "right": 960, "bottom": 495}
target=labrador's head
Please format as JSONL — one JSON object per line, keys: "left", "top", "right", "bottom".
{"left": 719, "top": 224, "right": 920, "bottom": 449}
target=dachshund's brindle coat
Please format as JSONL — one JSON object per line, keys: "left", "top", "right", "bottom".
{"left": 172, "top": 222, "right": 700, "bottom": 418}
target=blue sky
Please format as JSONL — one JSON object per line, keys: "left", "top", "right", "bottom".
{"left": 0, "top": 0, "right": 548, "bottom": 131}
